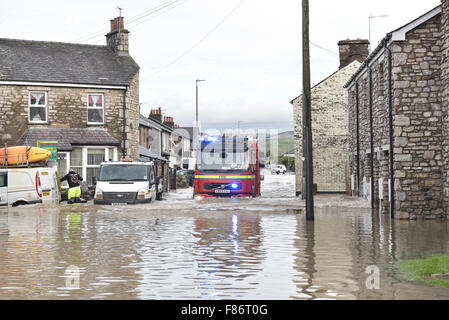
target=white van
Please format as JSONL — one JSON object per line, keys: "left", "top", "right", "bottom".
{"left": 93, "top": 161, "right": 158, "bottom": 205}
{"left": 0, "top": 167, "right": 61, "bottom": 207}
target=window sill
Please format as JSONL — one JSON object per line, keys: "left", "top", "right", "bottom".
{"left": 87, "top": 123, "right": 107, "bottom": 127}
{"left": 28, "top": 121, "right": 49, "bottom": 125}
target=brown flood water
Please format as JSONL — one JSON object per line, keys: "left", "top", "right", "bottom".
{"left": 0, "top": 198, "right": 448, "bottom": 300}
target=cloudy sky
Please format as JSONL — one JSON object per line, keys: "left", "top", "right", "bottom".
{"left": 0, "top": 0, "right": 442, "bottom": 132}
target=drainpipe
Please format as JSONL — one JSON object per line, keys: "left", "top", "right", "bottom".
{"left": 122, "top": 86, "right": 128, "bottom": 158}
{"left": 384, "top": 41, "right": 395, "bottom": 219}
{"left": 368, "top": 66, "right": 375, "bottom": 209}
{"left": 355, "top": 82, "right": 360, "bottom": 197}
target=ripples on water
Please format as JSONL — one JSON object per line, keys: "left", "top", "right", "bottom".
{"left": 0, "top": 175, "right": 448, "bottom": 299}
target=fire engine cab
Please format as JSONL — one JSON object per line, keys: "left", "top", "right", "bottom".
{"left": 193, "top": 136, "right": 262, "bottom": 198}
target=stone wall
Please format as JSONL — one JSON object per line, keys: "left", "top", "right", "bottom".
{"left": 0, "top": 74, "right": 140, "bottom": 159}
{"left": 441, "top": 0, "right": 449, "bottom": 216}
{"left": 293, "top": 60, "right": 361, "bottom": 193}
{"left": 348, "top": 12, "right": 445, "bottom": 219}
{"left": 124, "top": 72, "right": 140, "bottom": 160}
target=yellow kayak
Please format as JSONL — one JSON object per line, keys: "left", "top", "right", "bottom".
{"left": 0, "top": 146, "right": 52, "bottom": 165}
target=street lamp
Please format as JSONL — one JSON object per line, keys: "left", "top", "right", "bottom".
{"left": 196, "top": 79, "right": 205, "bottom": 123}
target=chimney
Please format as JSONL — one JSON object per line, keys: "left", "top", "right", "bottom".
{"left": 106, "top": 16, "right": 130, "bottom": 56}
{"left": 337, "top": 39, "right": 370, "bottom": 69}
{"left": 163, "top": 116, "right": 175, "bottom": 128}
{"left": 149, "top": 107, "right": 162, "bottom": 122}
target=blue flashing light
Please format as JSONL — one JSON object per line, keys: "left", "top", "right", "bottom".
{"left": 231, "top": 183, "right": 239, "bottom": 190}
{"left": 207, "top": 136, "right": 217, "bottom": 142}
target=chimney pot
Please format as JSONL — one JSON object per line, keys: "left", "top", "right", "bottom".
{"left": 106, "top": 16, "right": 130, "bottom": 55}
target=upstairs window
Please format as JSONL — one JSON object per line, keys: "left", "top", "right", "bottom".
{"left": 87, "top": 94, "right": 104, "bottom": 124}
{"left": 29, "top": 92, "right": 47, "bottom": 123}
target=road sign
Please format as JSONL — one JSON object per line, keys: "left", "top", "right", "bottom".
{"left": 37, "top": 140, "right": 58, "bottom": 162}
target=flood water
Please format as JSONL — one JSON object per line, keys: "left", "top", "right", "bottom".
{"left": 0, "top": 171, "right": 448, "bottom": 299}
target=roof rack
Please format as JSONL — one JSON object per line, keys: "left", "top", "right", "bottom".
{"left": 0, "top": 146, "right": 49, "bottom": 168}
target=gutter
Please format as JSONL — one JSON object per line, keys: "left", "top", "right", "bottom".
{"left": 122, "top": 86, "right": 128, "bottom": 158}
{"left": 355, "top": 82, "right": 360, "bottom": 197}
{"left": 368, "top": 66, "right": 375, "bottom": 209}
{"left": 384, "top": 41, "right": 395, "bottom": 219}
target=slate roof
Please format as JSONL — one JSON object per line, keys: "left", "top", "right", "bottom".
{"left": 139, "top": 146, "right": 167, "bottom": 162}
{"left": 18, "top": 128, "right": 119, "bottom": 151}
{"left": 139, "top": 114, "right": 162, "bottom": 131}
{"left": 0, "top": 38, "right": 139, "bottom": 86}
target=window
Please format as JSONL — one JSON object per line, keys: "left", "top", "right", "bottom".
{"left": 377, "top": 63, "right": 385, "bottom": 96}
{"left": 108, "top": 148, "right": 114, "bottom": 162}
{"left": 86, "top": 149, "right": 105, "bottom": 186}
{"left": 29, "top": 92, "right": 47, "bottom": 123}
{"left": 70, "top": 148, "right": 83, "bottom": 174}
{"left": 87, "top": 94, "right": 104, "bottom": 124}
{"left": 0, "top": 173, "right": 7, "bottom": 187}
{"left": 140, "top": 127, "right": 149, "bottom": 148}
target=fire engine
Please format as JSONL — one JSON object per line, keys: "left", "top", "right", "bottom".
{"left": 193, "top": 136, "right": 262, "bottom": 198}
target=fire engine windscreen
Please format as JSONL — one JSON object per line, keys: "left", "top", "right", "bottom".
{"left": 197, "top": 139, "right": 251, "bottom": 172}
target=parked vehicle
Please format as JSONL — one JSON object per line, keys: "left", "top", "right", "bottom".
{"left": 93, "top": 161, "right": 159, "bottom": 205}
{"left": 177, "top": 169, "right": 194, "bottom": 187}
{"left": 194, "top": 136, "right": 263, "bottom": 198}
{"left": 0, "top": 167, "right": 61, "bottom": 207}
{"left": 271, "top": 164, "right": 287, "bottom": 175}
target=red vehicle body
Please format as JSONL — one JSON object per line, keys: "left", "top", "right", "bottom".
{"left": 194, "top": 137, "right": 261, "bottom": 198}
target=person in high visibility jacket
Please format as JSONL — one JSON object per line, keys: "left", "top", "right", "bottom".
{"left": 60, "top": 169, "right": 84, "bottom": 204}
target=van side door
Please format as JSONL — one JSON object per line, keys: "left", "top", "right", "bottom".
{"left": 0, "top": 172, "right": 7, "bottom": 206}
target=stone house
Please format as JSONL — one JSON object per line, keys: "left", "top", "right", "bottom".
{"left": 0, "top": 16, "right": 140, "bottom": 187}
{"left": 291, "top": 40, "right": 369, "bottom": 195}
{"left": 345, "top": 1, "right": 449, "bottom": 219}
{"left": 140, "top": 108, "right": 192, "bottom": 191}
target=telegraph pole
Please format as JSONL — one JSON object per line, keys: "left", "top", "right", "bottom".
{"left": 302, "top": 0, "right": 314, "bottom": 221}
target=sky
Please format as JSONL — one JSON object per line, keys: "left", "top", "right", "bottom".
{"left": 0, "top": 0, "right": 442, "bottom": 133}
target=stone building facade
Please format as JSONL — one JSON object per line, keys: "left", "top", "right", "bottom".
{"left": 291, "top": 40, "right": 368, "bottom": 194}
{"left": 346, "top": 2, "right": 449, "bottom": 219}
{"left": 0, "top": 16, "right": 140, "bottom": 187}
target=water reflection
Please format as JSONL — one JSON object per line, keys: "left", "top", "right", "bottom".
{"left": 0, "top": 204, "right": 448, "bottom": 299}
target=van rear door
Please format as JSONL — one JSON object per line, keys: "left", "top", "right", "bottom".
{"left": 0, "top": 171, "right": 7, "bottom": 206}
{"left": 39, "top": 169, "right": 58, "bottom": 203}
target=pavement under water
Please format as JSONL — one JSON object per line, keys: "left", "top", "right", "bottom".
{"left": 0, "top": 170, "right": 448, "bottom": 299}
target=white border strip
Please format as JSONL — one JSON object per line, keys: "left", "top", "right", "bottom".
{"left": 0, "top": 81, "right": 126, "bottom": 90}
{"left": 347, "top": 5, "right": 442, "bottom": 89}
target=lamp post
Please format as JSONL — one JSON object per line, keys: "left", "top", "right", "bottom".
{"left": 196, "top": 79, "right": 205, "bottom": 124}
{"left": 194, "top": 80, "right": 205, "bottom": 159}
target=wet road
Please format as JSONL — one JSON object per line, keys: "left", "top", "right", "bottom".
{"left": 0, "top": 170, "right": 449, "bottom": 299}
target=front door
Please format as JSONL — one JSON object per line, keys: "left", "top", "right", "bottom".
{"left": 0, "top": 172, "right": 7, "bottom": 206}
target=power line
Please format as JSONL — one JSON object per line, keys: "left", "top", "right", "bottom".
{"left": 140, "top": 0, "right": 246, "bottom": 81}
{"left": 91, "top": 1, "right": 186, "bottom": 45}
{"left": 309, "top": 40, "right": 338, "bottom": 56}
{"left": 126, "top": 0, "right": 186, "bottom": 30}
{"left": 73, "top": 0, "right": 183, "bottom": 43}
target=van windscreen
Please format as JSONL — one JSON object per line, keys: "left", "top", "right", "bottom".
{"left": 98, "top": 165, "right": 149, "bottom": 182}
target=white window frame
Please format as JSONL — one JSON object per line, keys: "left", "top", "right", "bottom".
{"left": 87, "top": 93, "right": 105, "bottom": 125}
{"left": 77, "top": 146, "right": 118, "bottom": 186}
{"left": 28, "top": 91, "right": 48, "bottom": 124}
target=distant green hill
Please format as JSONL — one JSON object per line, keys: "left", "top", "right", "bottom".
{"left": 261, "top": 131, "right": 294, "bottom": 158}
